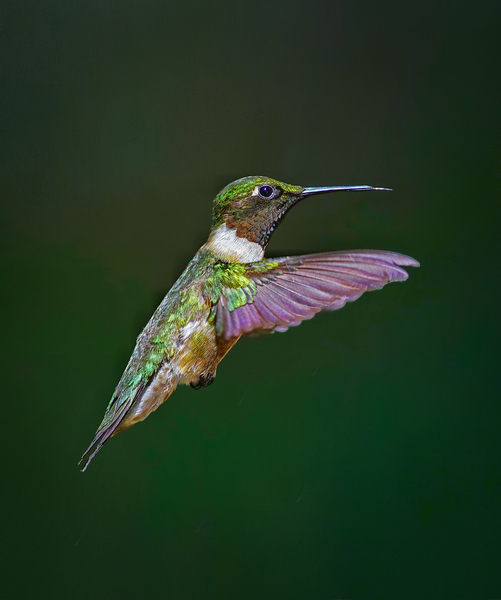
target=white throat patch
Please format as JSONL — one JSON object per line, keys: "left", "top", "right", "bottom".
{"left": 204, "top": 224, "right": 264, "bottom": 263}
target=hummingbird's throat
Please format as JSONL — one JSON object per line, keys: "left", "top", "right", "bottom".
{"left": 204, "top": 224, "right": 264, "bottom": 263}
{"left": 223, "top": 198, "right": 297, "bottom": 250}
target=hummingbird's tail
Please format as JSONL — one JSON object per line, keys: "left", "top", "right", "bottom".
{"left": 79, "top": 371, "right": 151, "bottom": 471}
{"left": 79, "top": 393, "right": 137, "bottom": 472}
{"left": 79, "top": 363, "right": 180, "bottom": 471}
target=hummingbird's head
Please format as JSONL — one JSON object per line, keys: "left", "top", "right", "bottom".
{"left": 206, "top": 176, "right": 391, "bottom": 262}
{"left": 211, "top": 176, "right": 304, "bottom": 248}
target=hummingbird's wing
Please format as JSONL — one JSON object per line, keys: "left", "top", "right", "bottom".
{"left": 216, "top": 250, "right": 419, "bottom": 340}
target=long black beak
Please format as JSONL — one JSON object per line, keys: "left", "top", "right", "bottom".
{"left": 301, "top": 185, "right": 392, "bottom": 197}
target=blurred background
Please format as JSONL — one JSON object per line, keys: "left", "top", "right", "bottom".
{"left": 2, "top": 1, "right": 500, "bottom": 598}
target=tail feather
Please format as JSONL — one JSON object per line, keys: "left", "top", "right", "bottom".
{"left": 79, "top": 401, "right": 134, "bottom": 471}
{"left": 79, "top": 362, "right": 178, "bottom": 471}
{"left": 79, "top": 416, "right": 122, "bottom": 471}
{"left": 79, "top": 382, "right": 147, "bottom": 471}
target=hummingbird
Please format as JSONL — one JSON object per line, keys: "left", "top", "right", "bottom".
{"left": 80, "top": 176, "right": 419, "bottom": 470}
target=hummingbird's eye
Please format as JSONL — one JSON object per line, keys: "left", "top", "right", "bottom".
{"left": 258, "top": 185, "right": 275, "bottom": 199}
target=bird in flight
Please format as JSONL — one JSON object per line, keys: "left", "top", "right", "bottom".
{"left": 80, "top": 176, "right": 418, "bottom": 470}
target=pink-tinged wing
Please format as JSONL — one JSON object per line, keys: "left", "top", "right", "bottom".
{"left": 217, "top": 250, "right": 419, "bottom": 340}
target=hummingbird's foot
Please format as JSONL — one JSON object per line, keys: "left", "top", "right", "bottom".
{"left": 190, "top": 374, "right": 215, "bottom": 390}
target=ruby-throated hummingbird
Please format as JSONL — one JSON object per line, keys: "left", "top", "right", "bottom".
{"left": 80, "top": 176, "right": 419, "bottom": 470}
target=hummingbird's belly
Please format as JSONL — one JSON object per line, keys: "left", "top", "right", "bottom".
{"left": 175, "top": 318, "right": 218, "bottom": 385}
{"left": 117, "top": 317, "right": 218, "bottom": 430}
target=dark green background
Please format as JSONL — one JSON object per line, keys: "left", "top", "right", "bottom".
{"left": 2, "top": 1, "right": 500, "bottom": 598}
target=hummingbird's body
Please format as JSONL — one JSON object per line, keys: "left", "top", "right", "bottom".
{"left": 80, "top": 176, "right": 419, "bottom": 470}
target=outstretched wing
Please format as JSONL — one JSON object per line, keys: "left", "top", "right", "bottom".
{"left": 216, "top": 250, "right": 419, "bottom": 340}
